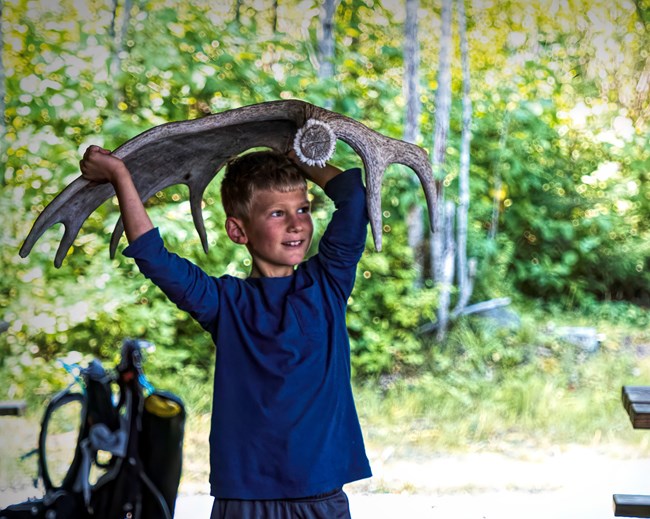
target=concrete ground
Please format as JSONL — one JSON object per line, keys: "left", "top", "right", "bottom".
{"left": 174, "top": 444, "right": 650, "bottom": 519}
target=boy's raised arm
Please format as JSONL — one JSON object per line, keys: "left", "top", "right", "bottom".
{"left": 80, "top": 145, "right": 154, "bottom": 243}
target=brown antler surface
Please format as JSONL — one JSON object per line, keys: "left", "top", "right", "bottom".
{"left": 20, "top": 100, "right": 436, "bottom": 267}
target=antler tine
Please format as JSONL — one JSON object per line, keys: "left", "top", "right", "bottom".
{"left": 190, "top": 184, "right": 210, "bottom": 254}
{"left": 19, "top": 177, "right": 116, "bottom": 265}
{"left": 363, "top": 161, "right": 387, "bottom": 251}
{"left": 18, "top": 181, "right": 78, "bottom": 259}
{"left": 54, "top": 225, "right": 80, "bottom": 268}
{"left": 386, "top": 142, "right": 437, "bottom": 231}
{"left": 185, "top": 157, "right": 236, "bottom": 255}
{"left": 319, "top": 110, "right": 436, "bottom": 252}
{"left": 110, "top": 217, "right": 125, "bottom": 259}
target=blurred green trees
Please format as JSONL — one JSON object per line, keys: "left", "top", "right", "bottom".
{"left": 1, "top": 0, "right": 648, "bottom": 396}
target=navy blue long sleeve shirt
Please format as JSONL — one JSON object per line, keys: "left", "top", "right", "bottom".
{"left": 123, "top": 168, "right": 372, "bottom": 499}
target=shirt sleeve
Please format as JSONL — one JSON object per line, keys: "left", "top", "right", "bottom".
{"left": 122, "top": 228, "right": 220, "bottom": 330}
{"left": 315, "top": 167, "right": 369, "bottom": 299}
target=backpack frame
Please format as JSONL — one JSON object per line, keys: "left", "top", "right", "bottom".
{"left": 1, "top": 339, "right": 185, "bottom": 519}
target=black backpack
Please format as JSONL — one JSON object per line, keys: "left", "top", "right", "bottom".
{"left": 1, "top": 339, "right": 185, "bottom": 519}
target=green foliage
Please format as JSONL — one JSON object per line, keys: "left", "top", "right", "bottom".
{"left": 1, "top": 0, "right": 649, "bottom": 402}
{"left": 461, "top": 23, "right": 650, "bottom": 305}
{"left": 357, "top": 320, "right": 646, "bottom": 449}
{"left": 348, "top": 247, "right": 436, "bottom": 378}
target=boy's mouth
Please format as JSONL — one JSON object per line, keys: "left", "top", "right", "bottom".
{"left": 283, "top": 240, "right": 304, "bottom": 247}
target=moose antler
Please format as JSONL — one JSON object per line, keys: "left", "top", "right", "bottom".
{"left": 20, "top": 100, "right": 436, "bottom": 267}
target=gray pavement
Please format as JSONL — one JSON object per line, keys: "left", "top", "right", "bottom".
{"left": 174, "top": 445, "right": 650, "bottom": 518}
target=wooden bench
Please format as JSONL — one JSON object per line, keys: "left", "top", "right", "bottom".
{"left": 614, "top": 495, "right": 650, "bottom": 518}
{"left": 622, "top": 386, "right": 650, "bottom": 429}
{"left": 614, "top": 386, "right": 650, "bottom": 517}
{"left": 0, "top": 400, "right": 27, "bottom": 416}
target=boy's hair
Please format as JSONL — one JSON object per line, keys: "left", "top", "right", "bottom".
{"left": 221, "top": 150, "right": 307, "bottom": 219}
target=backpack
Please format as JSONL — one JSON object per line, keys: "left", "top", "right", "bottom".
{"left": 0, "top": 339, "right": 185, "bottom": 519}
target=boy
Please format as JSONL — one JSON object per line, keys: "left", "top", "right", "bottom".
{"left": 79, "top": 144, "right": 372, "bottom": 518}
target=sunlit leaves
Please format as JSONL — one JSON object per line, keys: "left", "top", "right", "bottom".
{"left": 1, "top": 0, "right": 649, "bottom": 394}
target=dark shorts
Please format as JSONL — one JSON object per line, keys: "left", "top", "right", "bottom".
{"left": 210, "top": 488, "right": 351, "bottom": 519}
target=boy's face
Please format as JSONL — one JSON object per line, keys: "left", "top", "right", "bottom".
{"left": 226, "top": 188, "right": 313, "bottom": 278}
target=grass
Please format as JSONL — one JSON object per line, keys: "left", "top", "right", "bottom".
{"left": 353, "top": 319, "right": 650, "bottom": 456}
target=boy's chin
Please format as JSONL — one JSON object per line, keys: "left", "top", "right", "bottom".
{"left": 288, "top": 254, "right": 307, "bottom": 266}
{"left": 284, "top": 243, "right": 310, "bottom": 260}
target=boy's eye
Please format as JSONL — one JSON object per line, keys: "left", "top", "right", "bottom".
{"left": 271, "top": 210, "right": 284, "bottom": 217}
{"left": 298, "top": 206, "right": 311, "bottom": 214}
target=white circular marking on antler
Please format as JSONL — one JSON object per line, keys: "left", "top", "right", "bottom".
{"left": 292, "top": 118, "right": 336, "bottom": 168}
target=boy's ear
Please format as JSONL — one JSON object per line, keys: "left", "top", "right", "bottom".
{"left": 225, "top": 217, "right": 248, "bottom": 245}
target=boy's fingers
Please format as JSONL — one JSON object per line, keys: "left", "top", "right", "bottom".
{"left": 83, "top": 146, "right": 98, "bottom": 160}
{"left": 84, "top": 145, "right": 110, "bottom": 158}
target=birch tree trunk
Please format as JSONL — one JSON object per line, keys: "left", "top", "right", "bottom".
{"left": 489, "top": 109, "right": 509, "bottom": 241}
{"left": 430, "top": 0, "right": 454, "bottom": 339}
{"left": 452, "top": 0, "right": 474, "bottom": 314}
{"left": 318, "top": 0, "right": 338, "bottom": 109}
{"left": 430, "top": 0, "right": 453, "bottom": 283}
{"left": 404, "top": 0, "right": 421, "bottom": 145}
{"left": 403, "top": 0, "right": 425, "bottom": 285}
{"left": 318, "top": 0, "right": 338, "bottom": 81}
{"left": 272, "top": 0, "right": 279, "bottom": 33}
{"left": 436, "top": 201, "right": 456, "bottom": 340}
{"left": 109, "top": 0, "right": 133, "bottom": 108}
{"left": 235, "top": 0, "right": 243, "bottom": 22}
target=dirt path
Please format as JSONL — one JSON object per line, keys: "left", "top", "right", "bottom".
{"left": 175, "top": 443, "right": 650, "bottom": 518}
{"left": 346, "top": 443, "right": 650, "bottom": 518}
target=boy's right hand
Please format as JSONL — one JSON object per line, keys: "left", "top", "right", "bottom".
{"left": 79, "top": 145, "right": 154, "bottom": 242}
{"left": 80, "top": 145, "right": 129, "bottom": 184}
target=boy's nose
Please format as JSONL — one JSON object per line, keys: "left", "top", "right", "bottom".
{"left": 287, "top": 215, "right": 303, "bottom": 232}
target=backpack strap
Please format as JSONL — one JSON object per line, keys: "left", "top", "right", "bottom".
{"left": 140, "top": 470, "right": 173, "bottom": 519}
{"left": 78, "top": 415, "right": 129, "bottom": 506}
